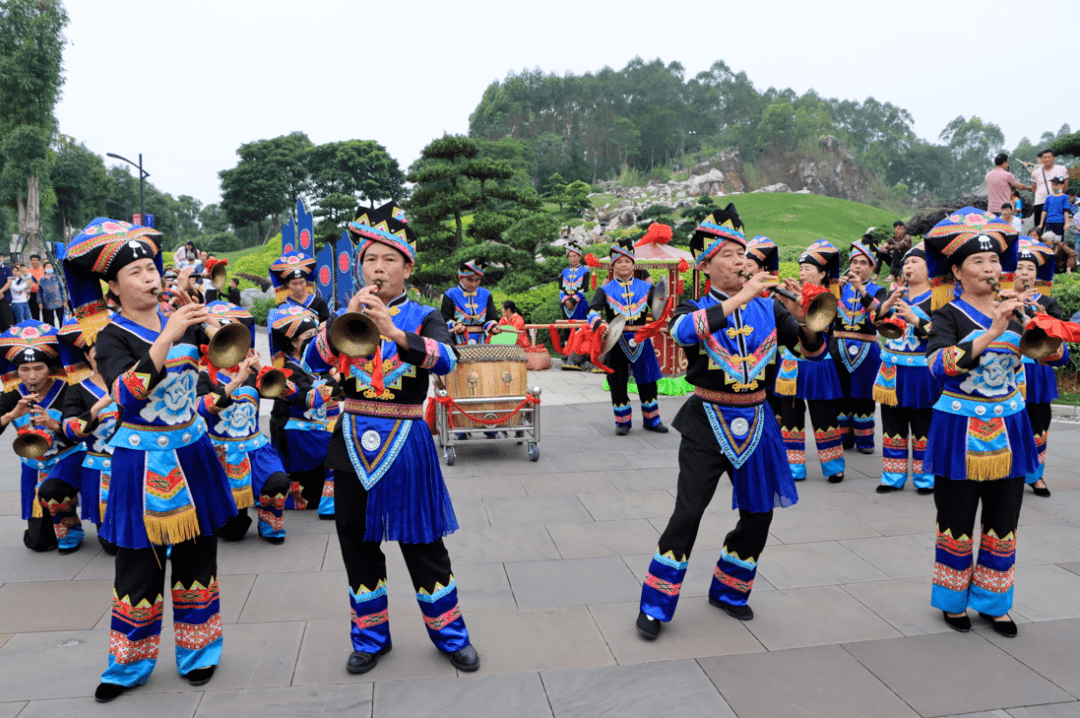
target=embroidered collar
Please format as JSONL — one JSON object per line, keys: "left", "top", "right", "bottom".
{"left": 112, "top": 311, "right": 166, "bottom": 344}
{"left": 709, "top": 288, "right": 731, "bottom": 302}
{"left": 81, "top": 378, "right": 107, "bottom": 400}
{"left": 20, "top": 378, "right": 63, "bottom": 408}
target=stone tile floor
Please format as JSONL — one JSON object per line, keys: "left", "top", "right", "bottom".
{"left": 2, "top": 383, "right": 1080, "bottom": 717}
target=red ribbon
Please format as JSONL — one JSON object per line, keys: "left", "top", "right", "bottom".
{"left": 801, "top": 284, "right": 831, "bottom": 312}
{"left": 548, "top": 324, "right": 564, "bottom": 355}
{"left": 1028, "top": 313, "right": 1080, "bottom": 342}
{"left": 433, "top": 393, "right": 540, "bottom": 428}
{"left": 565, "top": 324, "right": 613, "bottom": 373}
{"left": 633, "top": 296, "right": 674, "bottom": 344}
{"left": 338, "top": 347, "right": 384, "bottom": 395}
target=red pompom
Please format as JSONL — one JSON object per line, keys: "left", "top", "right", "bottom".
{"left": 584, "top": 253, "right": 600, "bottom": 268}
{"left": 677, "top": 258, "right": 689, "bottom": 273}
{"left": 801, "top": 283, "right": 830, "bottom": 312}
{"left": 636, "top": 223, "right": 673, "bottom": 247}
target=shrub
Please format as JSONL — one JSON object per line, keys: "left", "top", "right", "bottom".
{"left": 248, "top": 297, "right": 275, "bottom": 326}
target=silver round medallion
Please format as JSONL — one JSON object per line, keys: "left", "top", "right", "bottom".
{"left": 182, "top": 432, "right": 192, "bottom": 443}
{"left": 994, "top": 405, "right": 1004, "bottom": 416}
{"left": 906, "top": 357, "right": 914, "bottom": 365}
{"left": 974, "top": 405, "right": 986, "bottom": 416}
{"left": 156, "top": 435, "right": 169, "bottom": 447}
{"left": 361, "top": 430, "right": 381, "bottom": 452}
{"left": 1010, "top": 400, "right": 1018, "bottom": 410}
{"left": 103, "top": 459, "right": 111, "bottom": 469}
{"left": 129, "top": 435, "right": 141, "bottom": 447}
{"left": 730, "top": 418, "right": 750, "bottom": 437}
{"left": 238, "top": 443, "right": 246, "bottom": 452}
{"left": 849, "top": 345, "right": 859, "bottom": 356}
{"left": 951, "top": 401, "right": 962, "bottom": 412}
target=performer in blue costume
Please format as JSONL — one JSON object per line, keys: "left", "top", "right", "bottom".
{"left": 872, "top": 243, "right": 940, "bottom": 494}
{"left": 270, "top": 251, "right": 330, "bottom": 323}
{"left": 268, "top": 304, "right": 338, "bottom": 517}
{"left": 636, "top": 203, "right": 822, "bottom": 639}
{"left": 588, "top": 238, "right": 668, "bottom": 435}
{"left": 63, "top": 219, "right": 237, "bottom": 702}
{"left": 440, "top": 259, "right": 500, "bottom": 346}
{"left": 559, "top": 240, "right": 591, "bottom": 370}
{"left": 1012, "top": 238, "right": 1060, "bottom": 498}
{"left": 197, "top": 302, "right": 291, "bottom": 544}
{"left": 58, "top": 316, "right": 120, "bottom": 554}
{"left": 305, "top": 202, "right": 480, "bottom": 675}
{"left": 0, "top": 321, "right": 85, "bottom": 553}
{"left": 833, "top": 239, "right": 886, "bottom": 454}
{"left": 775, "top": 241, "right": 846, "bottom": 482}
{"left": 922, "top": 208, "right": 1068, "bottom": 638}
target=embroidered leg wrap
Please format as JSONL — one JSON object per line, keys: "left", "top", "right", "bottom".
{"left": 38, "top": 479, "right": 83, "bottom": 551}
{"left": 257, "top": 473, "right": 289, "bottom": 539}
{"left": 880, "top": 405, "right": 909, "bottom": 488}
{"left": 349, "top": 580, "right": 391, "bottom": 653}
{"left": 931, "top": 477, "right": 978, "bottom": 613}
{"left": 608, "top": 352, "right": 632, "bottom": 429}
{"left": 101, "top": 547, "right": 166, "bottom": 687}
{"left": 1025, "top": 403, "right": 1051, "bottom": 485}
{"left": 613, "top": 403, "right": 632, "bottom": 428}
{"left": 402, "top": 540, "right": 470, "bottom": 653}
{"left": 779, "top": 397, "right": 807, "bottom": 480}
{"left": 852, "top": 399, "right": 876, "bottom": 450}
{"left": 170, "top": 537, "right": 223, "bottom": 676}
{"left": 837, "top": 409, "right": 853, "bottom": 447}
{"left": 334, "top": 471, "right": 392, "bottom": 653}
{"left": 911, "top": 408, "right": 934, "bottom": 489}
{"left": 639, "top": 382, "right": 661, "bottom": 428}
{"left": 808, "top": 400, "right": 844, "bottom": 477}
{"left": 318, "top": 469, "right": 335, "bottom": 516}
{"left": 709, "top": 510, "right": 772, "bottom": 607}
{"left": 968, "top": 477, "right": 1024, "bottom": 617}
{"left": 640, "top": 548, "right": 688, "bottom": 622}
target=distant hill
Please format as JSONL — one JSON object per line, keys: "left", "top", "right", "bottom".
{"left": 725, "top": 193, "right": 900, "bottom": 251}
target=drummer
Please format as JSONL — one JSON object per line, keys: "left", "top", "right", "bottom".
{"left": 441, "top": 260, "right": 501, "bottom": 346}
{"left": 588, "top": 237, "right": 668, "bottom": 436}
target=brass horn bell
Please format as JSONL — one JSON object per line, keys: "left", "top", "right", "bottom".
{"left": 204, "top": 322, "right": 252, "bottom": 369}
{"left": 258, "top": 368, "right": 289, "bottom": 399}
{"left": 875, "top": 319, "right": 906, "bottom": 341}
{"left": 803, "top": 291, "right": 838, "bottom": 333}
{"left": 209, "top": 263, "right": 229, "bottom": 290}
{"left": 14, "top": 432, "right": 50, "bottom": 460}
{"left": 328, "top": 312, "right": 381, "bottom": 358}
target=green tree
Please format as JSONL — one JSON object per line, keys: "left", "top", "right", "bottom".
{"left": 564, "top": 180, "right": 591, "bottom": 214}
{"left": 307, "top": 139, "right": 406, "bottom": 213}
{"left": 199, "top": 203, "right": 230, "bottom": 234}
{"left": 49, "top": 137, "right": 108, "bottom": 239}
{"left": 0, "top": 0, "right": 68, "bottom": 252}
{"left": 219, "top": 131, "right": 313, "bottom": 243}
{"left": 175, "top": 194, "right": 202, "bottom": 240}
{"left": 938, "top": 116, "right": 1006, "bottom": 197}
{"left": 542, "top": 172, "right": 567, "bottom": 210}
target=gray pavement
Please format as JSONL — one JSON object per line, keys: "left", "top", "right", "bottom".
{"left": 2, "top": 373, "right": 1080, "bottom": 717}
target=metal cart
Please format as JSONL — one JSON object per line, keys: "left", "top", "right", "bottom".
{"left": 434, "top": 385, "right": 542, "bottom": 466}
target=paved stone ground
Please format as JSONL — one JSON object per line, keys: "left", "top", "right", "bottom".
{"left": 2, "top": 368, "right": 1080, "bottom": 717}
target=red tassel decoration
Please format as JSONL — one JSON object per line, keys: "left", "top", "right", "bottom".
{"left": 703, "top": 279, "right": 711, "bottom": 294}
{"left": 584, "top": 253, "right": 600, "bottom": 267}
{"left": 636, "top": 223, "right": 673, "bottom": 247}
{"left": 677, "top": 258, "right": 688, "bottom": 273}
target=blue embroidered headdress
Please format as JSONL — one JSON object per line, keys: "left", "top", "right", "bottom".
{"left": 348, "top": 201, "right": 416, "bottom": 265}
{"left": 690, "top": 203, "right": 746, "bottom": 265}
{"left": 746, "top": 235, "right": 778, "bottom": 273}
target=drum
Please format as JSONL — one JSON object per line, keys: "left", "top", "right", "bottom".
{"left": 446, "top": 345, "right": 528, "bottom": 427}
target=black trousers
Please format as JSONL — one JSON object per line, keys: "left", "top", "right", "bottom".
{"left": 42, "top": 307, "right": 61, "bottom": 328}
{"left": 28, "top": 292, "right": 39, "bottom": 321}
{"left": 1026, "top": 402, "right": 1051, "bottom": 483}
{"left": 288, "top": 467, "right": 328, "bottom": 510}
{"left": 23, "top": 478, "right": 81, "bottom": 552}
{"left": 777, "top": 395, "right": 844, "bottom": 479}
{"left": 932, "top": 476, "right": 1024, "bottom": 616}
{"left": 656, "top": 433, "right": 773, "bottom": 561}
{"left": 216, "top": 473, "right": 290, "bottom": 540}
{"left": 605, "top": 344, "right": 659, "bottom": 426}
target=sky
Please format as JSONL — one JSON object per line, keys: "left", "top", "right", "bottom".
{"left": 54, "top": 0, "right": 1076, "bottom": 210}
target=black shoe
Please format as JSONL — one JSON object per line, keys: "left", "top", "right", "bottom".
{"left": 843, "top": 439, "right": 855, "bottom": 450}
{"left": 709, "top": 597, "right": 754, "bottom": 620}
{"left": 943, "top": 611, "right": 971, "bottom": 632}
{"left": 857, "top": 447, "right": 875, "bottom": 455}
{"left": 1031, "top": 482, "right": 1051, "bottom": 498}
{"left": 346, "top": 642, "right": 392, "bottom": 675}
{"left": 98, "top": 535, "right": 118, "bottom": 555}
{"left": 94, "top": 682, "right": 130, "bottom": 703}
{"left": 615, "top": 424, "right": 630, "bottom": 436}
{"left": 261, "top": 534, "right": 285, "bottom": 545}
{"left": 183, "top": 666, "right": 215, "bottom": 686}
{"left": 979, "top": 613, "right": 1018, "bottom": 637}
{"left": 449, "top": 644, "right": 480, "bottom": 672}
{"left": 876, "top": 485, "right": 901, "bottom": 494}
{"left": 643, "top": 423, "right": 669, "bottom": 434}
{"left": 636, "top": 611, "right": 662, "bottom": 639}
{"left": 318, "top": 513, "right": 336, "bottom": 521}
{"left": 58, "top": 543, "right": 82, "bottom": 555}
{"left": 23, "top": 530, "right": 56, "bottom": 552}
{"left": 916, "top": 487, "right": 935, "bottom": 495}
{"left": 827, "top": 473, "right": 844, "bottom": 484}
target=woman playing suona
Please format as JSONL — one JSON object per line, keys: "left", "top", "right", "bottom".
{"left": 922, "top": 208, "right": 1068, "bottom": 638}
{"left": 63, "top": 219, "right": 237, "bottom": 702}
{"left": 774, "top": 240, "right": 846, "bottom": 482}
{"left": 872, "top": 243, "right": 940, "bottom": 494}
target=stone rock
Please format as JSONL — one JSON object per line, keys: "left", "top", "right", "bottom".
{"left": 751, "top": 183, "right": 791, "bottom": 194}
{"left": 239, "top": 287, "right": 265, "bottom": 310}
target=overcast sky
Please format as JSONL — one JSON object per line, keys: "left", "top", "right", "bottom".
{"left": 54, "top": 0, "right": 1075, "bottom": 210}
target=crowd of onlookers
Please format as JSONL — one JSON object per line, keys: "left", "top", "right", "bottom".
{"left": 0, "top": 253, "right": 69, "bottom": 333}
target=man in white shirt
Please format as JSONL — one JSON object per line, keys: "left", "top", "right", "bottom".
{"left": 1029, "top": 149, "right": 1070, "bottom": 227}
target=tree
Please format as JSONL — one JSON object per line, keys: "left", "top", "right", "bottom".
{"left": 307, "top": 139, "right": 406, "bottom": 215}
{"left": 199, "top": 203, "right": 230, "bottom": 234}
{"left": 175, "top": 195, "right": 203, "bottom": 240}
{"left": 219, "top": 131, "right": 313, "bottom": 242}
{"left": 49, "top": 137, "right": 108, "bottom": 239}
{"left": 542, "top": 172, "right": 567, "bottom": 210}
{"left": 0, "top": 0, "right": 68, "bottom": 253}
{"left": 938, "top": 116, "right": 1006, "bottom": 197}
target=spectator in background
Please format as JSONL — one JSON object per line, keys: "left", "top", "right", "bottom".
{"left": 37, "top": 260, "right": 66, "bottom": 327}
{"left": 985, "top": 153, "right": 1028, "bottom": 217}
{"left": 9, "top": 265, "right": 31, "bottom": 323}
{"left": 1034, "top": 229, "right": 1077, "bottom": 275}
{"left": 225, "top": 277, "right": 242, "bottom": 306}
{"left": 498, "top": 300, "right": 530, "bottom": 348}
{"left": 1039, "top": 177, "right": 1073, "bottom": 239}
{"left": 0, "top": 253, "right": 14, "bottom": 332}
{"left": 174, "top": 240, "right": 197, "bottom": 270}
{"left": 26, "top": 254, "right": 44, "bottom": 321}
{"left": 1012, "top": 188, "right": 1024, "bottom": 216}
{"left": 1000, "top": 203, "right": 1023, "bottom": 233}
{"left": 1029, "top": 149, "right": 1070, "bottom": 227}
{"left": 877, "top": 221, "right": 911, "bottom": 280}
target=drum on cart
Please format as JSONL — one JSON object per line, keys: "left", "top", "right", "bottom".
{"left": 445, "top": 344, "right": 527, "bottom": 427}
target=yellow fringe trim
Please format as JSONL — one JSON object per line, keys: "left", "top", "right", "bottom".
{"left": 232, "top": 486, "right": 255, "bottom": 510}
{"left": 931, "top": 283, "right": 954, "bottom": 312}
{"left": 31, "top": 487, "right": 43, "bottom": 518}
{"left": 143, "top": 510, "right": 202, "bottom": 547}
{"left": 65, "top": 364, "right": 92, "bottom": 386}
{"left": 828, "top": 284, "right": 841, "bottom": 299}
{"left": 873, "top": 385, "right": 898, "bottom": 406}
{"left": 966, "top": 452, "right": 1013, "bottom": 482}
{"left": 99, "top": 502, "right": 108, "bottom": 523}
{"left": 76, "top": 307, "right": 111, "bottom": 348}
{"left": 774, "top": 377, "right": 797, "bottom": 396}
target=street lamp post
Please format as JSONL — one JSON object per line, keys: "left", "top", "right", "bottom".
{"left": 106, "top": 152, "right": 150, "bottom": 220}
